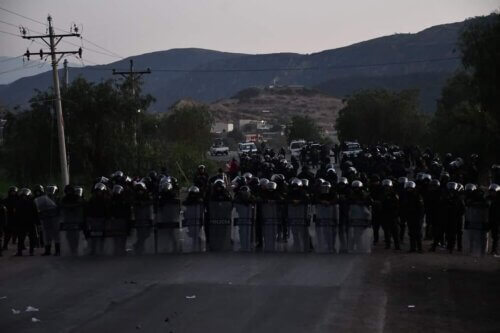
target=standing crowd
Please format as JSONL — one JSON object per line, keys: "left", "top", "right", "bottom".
{"left": 1, "top": 143, "right": 499, "bottom": 257}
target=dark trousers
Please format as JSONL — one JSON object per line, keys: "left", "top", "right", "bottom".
{"left": 2, "top": 228, "right": 15, "bottom": 249}
{"left": 491, "top": 222, "right": 499, "bottom": 252}
{"left": 17, "top": 228, "right": 36, "bottom": 254}
{"left": 408, "top": 218, "right": 423, "bottom": 251}
{"left": 382, "top": 220, "right": 400, "bottom": 249}
{"left": 399, "top": 217, "right": 407, "bottom": 242}
{"left": 372, "top": 213, "right": 381, "bottom": 243}
{"left": 432, "top": 220, "right": 445, "bottom": 249}
{"left": 446, "top": 219, "right": 464, "bottom": 252}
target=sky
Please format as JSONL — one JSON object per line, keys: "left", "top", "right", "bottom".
{"left": 0, "top": 0, "right": 499, "bottom": 65}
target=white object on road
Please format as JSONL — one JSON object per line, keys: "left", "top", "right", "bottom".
{"left": 408, "top": 305, "right": 416, "bottom": 308}
{"left": 11, "top": 308, "right": 21, "bottom": 314}
{"left": 26, "top": 306, "right": 39, "bottom": 312}
{"left": 185, "top": 295, "right": 196, "bottom": 299}
{"left": 0, "top": 296, "right": 7, "bottom": 300}
{"left": 31, "top": 317, "right": 41, "bottom": 322}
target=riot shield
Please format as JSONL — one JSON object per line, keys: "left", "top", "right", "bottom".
{"left": 348, "top": 203, "right": 373, "bottom": 254}
{"left": 314, "top": 203, "right": 339, "bottom": 253}
{"left": 130, "top": 203, "right": 155, "bottom": 255}
{"left": 103, "top": 218, "right": 129, "bottom": 256}
{"left": 155, "top": 203, "right": 181, "bottom": 254}
{"left": 261, "top": 201, "right": 281, "bottom": 252}
{"left": 287, "top": 203, "right": 310, "bottom": 252}
{"left": 234, "top": 203, "right": 256, "bottom": 252}
{"left": 35, "top": 195, "right": 60, "bottom": 247}
{"left": 208, "top": 201, "right": 233, "bottom": 251}
{"left": 463, "top": 204, "right": 489, "bottom": 257}
{"left": 60, "top": 203, "right": 86, "bottom": 256}
{"left": 86, "top": 217, "right": 106, "bottom": 255}
{"left": 182, "top": 203, "right": 205, "bottom": 253}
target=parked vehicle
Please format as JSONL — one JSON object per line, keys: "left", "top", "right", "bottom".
{"left": 210, "top": 139, "right": 229, "bottom": 156}
{"left": 238, "top": 142, "right": 258, "bottom": 155}
{"left": 339, "top": 141, "right": 362, "bottom": 160}
{"left": 289, "top": 140, "right": 306, "bottom": 157}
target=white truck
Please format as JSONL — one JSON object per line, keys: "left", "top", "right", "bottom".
{"left": 210, "top": 139, "right": 229, "bottom": 156}
{"left": 339, "top": 141, "right": 363, "bottom": 161}
{"left": 238, "top": 142, "right": 258, "bottom": 155}
{"left": 289, "top": 140, "right": 306, "bottom": 157}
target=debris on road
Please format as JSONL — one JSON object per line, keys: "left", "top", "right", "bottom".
{"left": 408, "top": 305, "right": 416, "bottom": 309}
{"left": 185, "top": 295, "right": 196, "bottom": 299}
{"left": 0, "top": 296, "right": 7, "bottom": 300}
{"left": 11, "top": 308, "right": 21, "bottom": 314}
{"left": 136, "top": 324, "right": 142, "bottom": 329}
{"left": 427, "top": 277, "right": 432, "bottom": 280}
{"left": 31, "top": 317, "right": 41, "bottom": 322}
{"left": 26, "top": 306, "right": 39, "bottom": 312}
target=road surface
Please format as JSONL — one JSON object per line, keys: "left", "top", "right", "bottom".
{"left": 1, "top": 243, "right": 499, "bottom": 333}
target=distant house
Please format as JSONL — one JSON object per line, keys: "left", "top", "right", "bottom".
{"left": 211, "top": 122, "right": 234, "bottom": 134}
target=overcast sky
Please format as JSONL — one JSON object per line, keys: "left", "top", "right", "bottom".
{"left": 1, "top": 0, "right": 498, "bottom": 64}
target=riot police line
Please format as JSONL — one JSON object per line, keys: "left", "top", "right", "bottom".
{"left": 1, "top": 143, "right": 500, "bottom": 257}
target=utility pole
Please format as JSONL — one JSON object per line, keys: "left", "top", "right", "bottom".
{"left": 112, "top": 59, "right": 151, "bottom": 172}
{"left": 22, "top": 15, "right": 82, "bottom": 186}
{"left": 112, "top": 59, "right": 151, "bottom": 96}
{"left": 63, "top": 59, "right": 69, "bottom": 89}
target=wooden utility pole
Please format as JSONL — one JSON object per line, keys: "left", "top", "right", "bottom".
{"left": 22, "top": 15, "right": 82, "bottom": 186}
{"left": 112, "top": 59, "right": 151, "bottom": 172}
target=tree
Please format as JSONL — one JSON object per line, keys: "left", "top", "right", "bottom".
{"left": 286, "top": 115, "right": 322, "bottom": 144}
{"left": 335, "top": 89, "right": 427, "bottom": 146}
{"left": 1, "top": 77, "right": 158, "bottom": 184}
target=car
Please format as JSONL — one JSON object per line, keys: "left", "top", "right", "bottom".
{"left": 210, "top": 140, "right": 229, "bottom": 156}
{"left": 238, "top": 142, "right": 258, "bottom": 155}
{"left": 339, "top": 141, "right": 363, "bottom": 160}
{"left": 289, "top": 140, "right": 306, "bottom": 157}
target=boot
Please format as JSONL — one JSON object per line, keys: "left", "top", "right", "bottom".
{"left": 54, "top": 243, "right": 61, "bottom": 256}
{"left": 42, "top": 244, "right": 51, "bottom": 256}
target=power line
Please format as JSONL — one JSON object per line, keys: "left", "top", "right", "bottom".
{"left": 0, "top": 29, "right": 20, "bottom": 38}
{"left": 77, "top": 56, "right": 460, "bottom": 73}
{"left": 0, "top": 62, "right": 45, "bottom": 76}
{"left": 0, "top": 6, "right": 124, "bottom": 59}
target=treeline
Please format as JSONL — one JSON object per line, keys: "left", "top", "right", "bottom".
{"left": 0, "top": 77, "right": 216, "bottom": 186}
{"left": 336, "top": 13, "right": 500, "bottom": 168}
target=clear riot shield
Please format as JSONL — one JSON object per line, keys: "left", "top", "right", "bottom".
{"left": 103, "top": 218, "right": 129, "bottom": 256}
{"left": 183, "top": 203, "right": 205, "bottom": 253}
{"left": 35, "top": 195, "right": 60, "bottom": 247}
{"left": 314, "top": 203, "right": 339, "bottom": 253}
{"left": 261, "top": 201, "right": 281, "bottom": 252}
{"left": 60, "top": 204, "right": 86, "bottom": 256}
{"left": 86, "top": 217, "right": 106, "bottom": 255}
{"left": 287, "top": 203, "right": 310, "bottom": 252}
{"left": 348, "top": 203, "right": 373, "bottom": 254}
{"left": 208, "top": 201, "right": 233, "bottom": 251}
{"left": 463, "top": 204, "right": 489, "bottom": 257}
{"left": 130, "top": 203, "right": 155, "bottom": 255}
{"left": 234, "top": 203, "right": 256, "bottom": 252}
{"left": 155, "top": 203, "right": 182, "bottom": 254}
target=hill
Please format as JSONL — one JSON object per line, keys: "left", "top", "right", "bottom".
{"left": 208, "top": 86, "right": 343, "bottom": 132}
{"left": 0, "top": 18, "right": 472, "bottom": 112}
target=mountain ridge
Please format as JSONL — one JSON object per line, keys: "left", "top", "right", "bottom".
{"left": 0, "top": 19, "right": 469, "bottom": 112}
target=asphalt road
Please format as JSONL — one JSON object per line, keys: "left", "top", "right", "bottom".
{"left": 1, "top": 242, "right": 499, "bottom": 333}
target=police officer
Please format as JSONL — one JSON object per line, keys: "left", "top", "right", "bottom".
{"left": 369, "top": 175, "right": 383, "bottom": 244}
{"left": 337, "top": 177, "right": 350, "bottom": 253}
{"left": 380, "top": 179, "right": 401, "bottom": 250}
{"left": 401, "top": 181, "right": 425, "bottom": 253}
{"left": 60, "top": 185, "right": 86, "bottom": 255}
{"left": 488, "top": 184, "right": 500, "bottom": 255}
{"left": 428, "top": 180, "right": 444, "bottom": 251}
{"left": 443, "top": 182, "right": 465, "bottom": 253}
{"left": 2, "top": 186, "right": 18, "bottom": 251}
{"left": 15, "top": 188, "right": 37, "bottom": 256}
